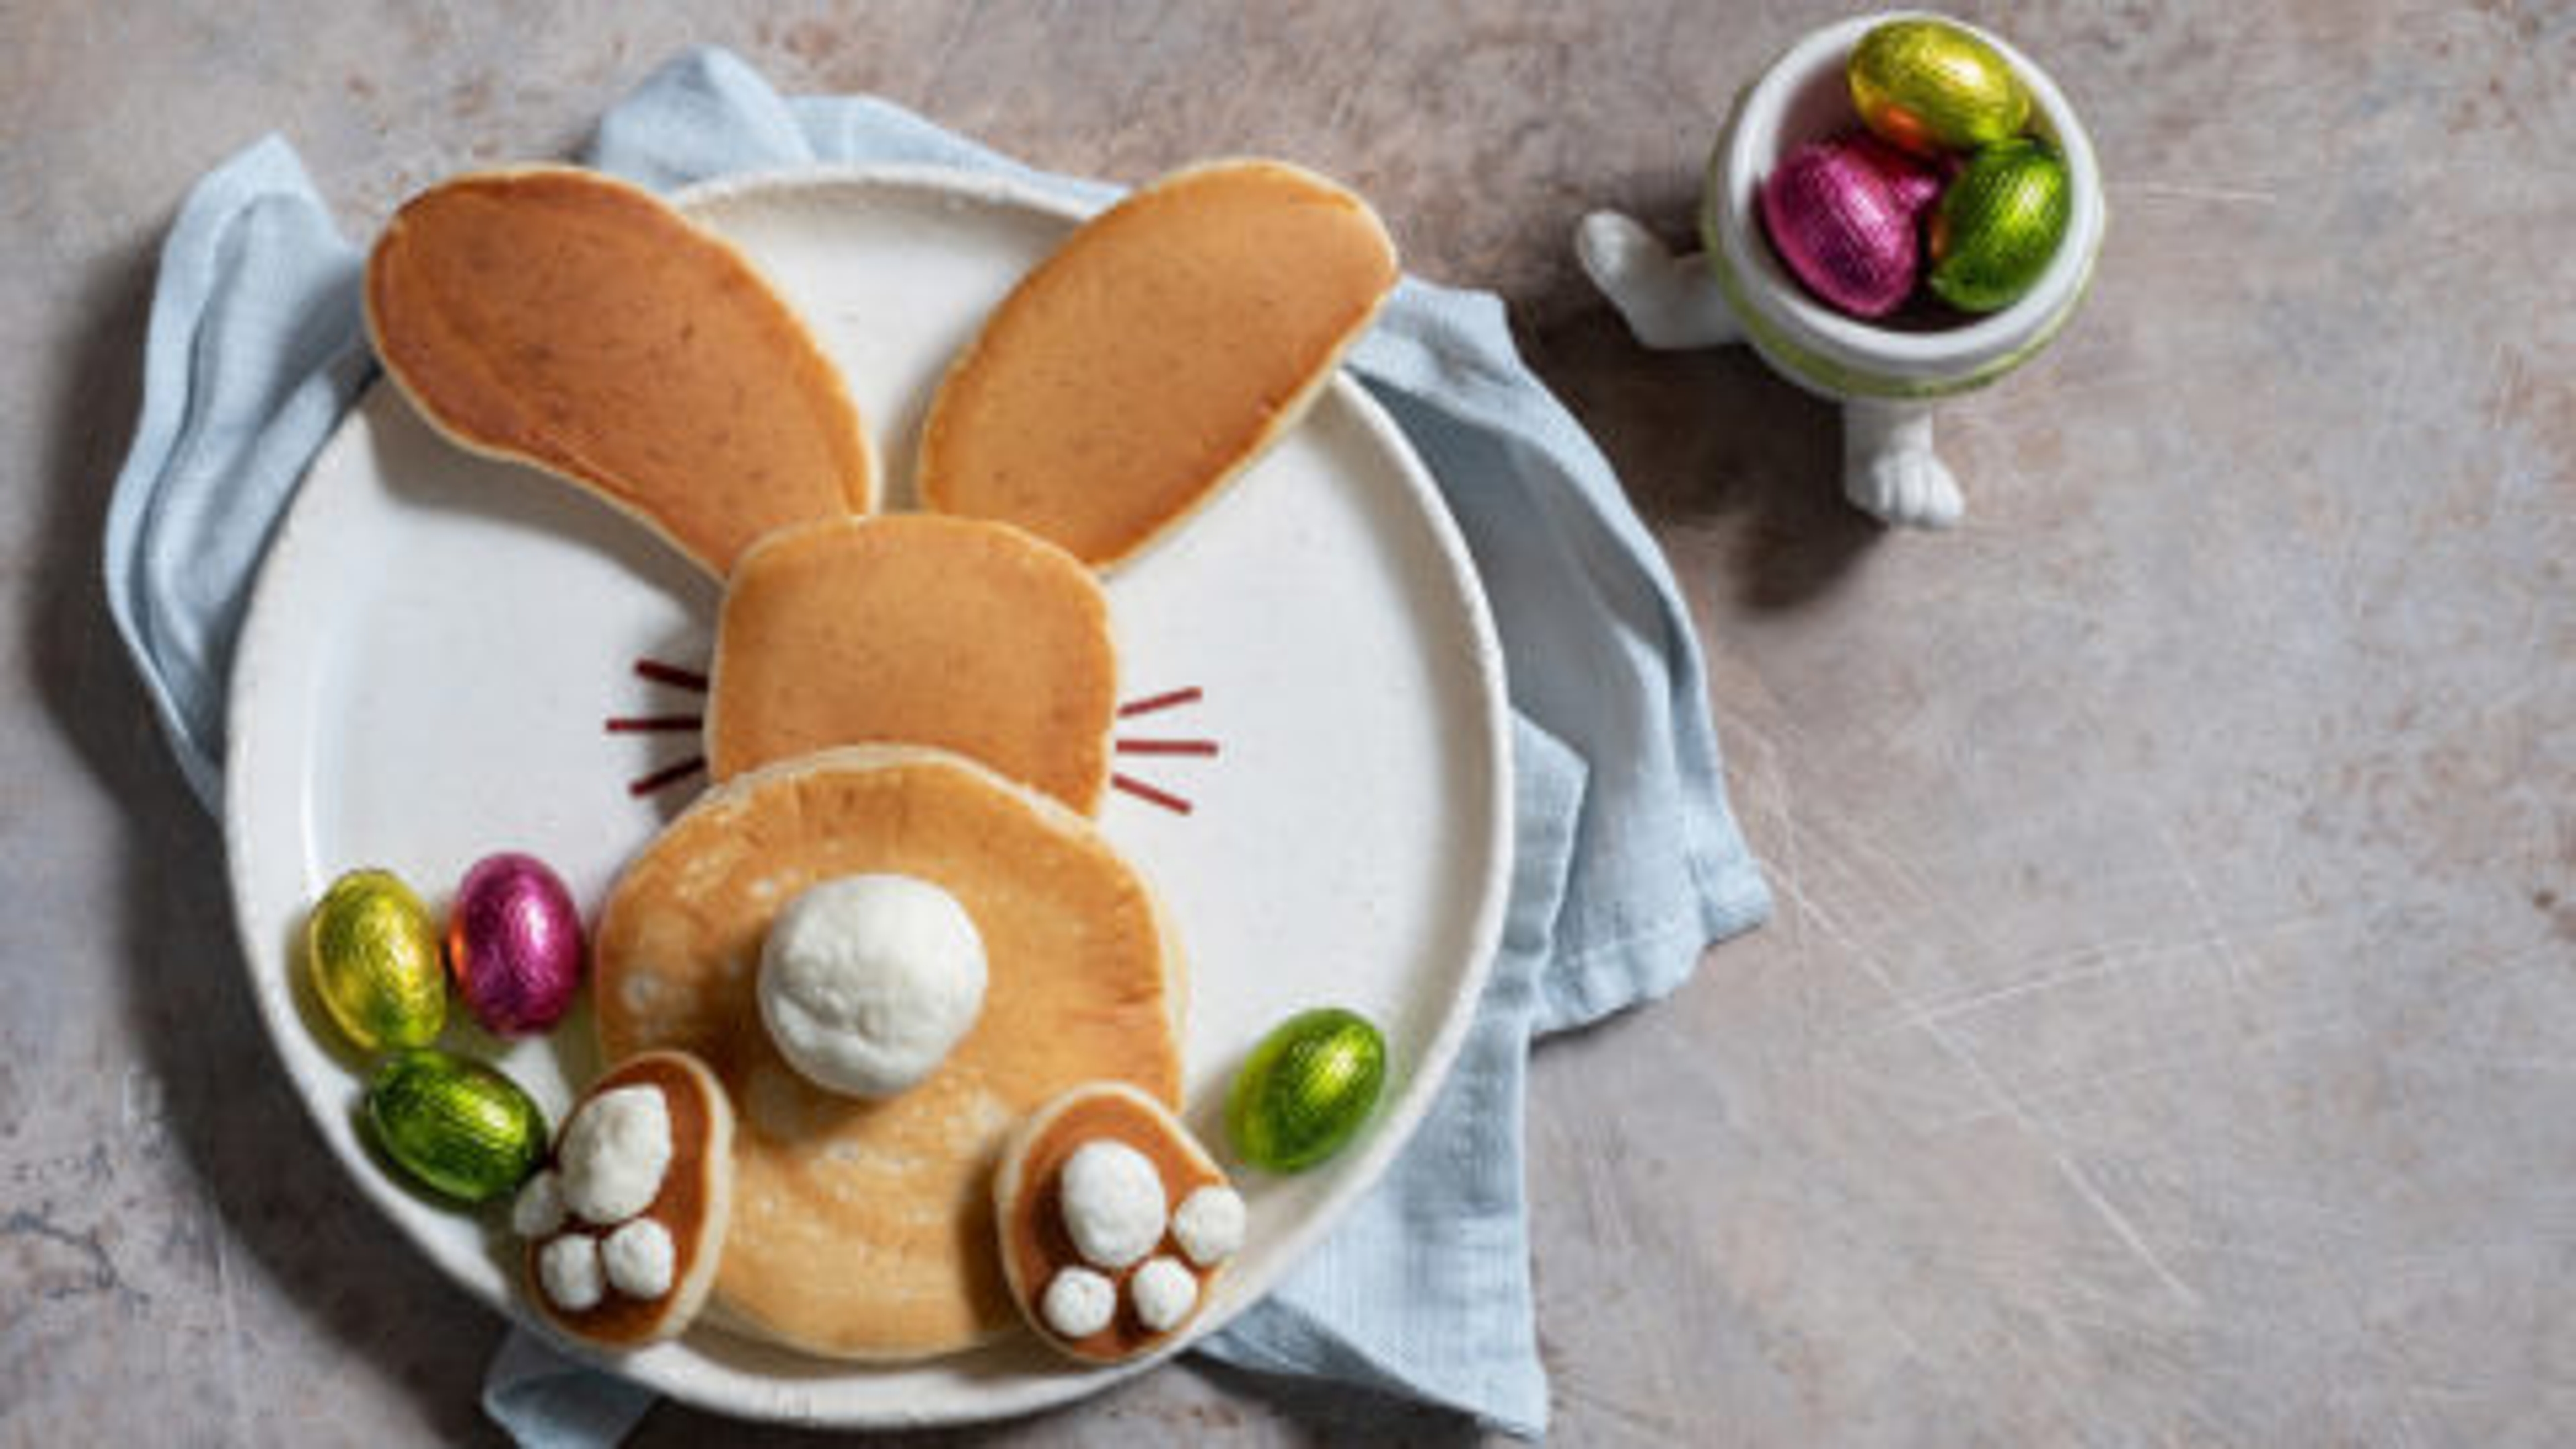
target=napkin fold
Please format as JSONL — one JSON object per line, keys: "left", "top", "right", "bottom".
{"left": 104, "top": 46, "right": 1768, "bottom": 1442}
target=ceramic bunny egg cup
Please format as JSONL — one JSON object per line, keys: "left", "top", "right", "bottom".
{"left": 1578, "top": 12, "right": 2104, "bottom": 529}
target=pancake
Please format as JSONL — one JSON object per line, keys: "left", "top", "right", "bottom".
{"left": 364, "top": 166, "right": 875, "bottom": 576}
{"left": 994, "top": 1081, "right": 1236, "bottom": 1363}
{"left": 520, "top": 1051, "right": 735, "bottom": 1350}
{"left": 592, "top": 745, "right": 1185, "bottom": 1360}
{"left": 917, "top": 159, "right": 1398, "bottom": 569}
{"left": 706, "top": 517, "right": 1115, "bottom": 812}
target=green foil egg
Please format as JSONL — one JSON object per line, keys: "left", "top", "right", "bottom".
{"left": 364, "top": 1048, "right": 547, "bottom": 1203}
{"left": 1226, "top": 1007, "right": 1387, "bottom": 1173}
{"left": 1849, "top": 18, "right": 2031, "bottom": 156}
{"left": 307, "top": 868, "right": 447, "bottom": 1052}
{"left": 1928, "top": 138, "right": 2072, "bottom": 313}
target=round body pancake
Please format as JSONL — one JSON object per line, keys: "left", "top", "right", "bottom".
{"left": 365, "top": 166, "right": 876, "bottom": 576}
{"left": 918, "top": 159, "right": 1398, "bottom": 570}
{"left": 592, "top": 746, "right": 1184, "bottom": 1360}
{"left": 706, "top": 517, "right": 1115, "bottom": 813}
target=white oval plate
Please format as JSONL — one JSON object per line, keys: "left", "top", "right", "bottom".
{"left": 223, "top": 165, "right": 1511, "bottom": 1428}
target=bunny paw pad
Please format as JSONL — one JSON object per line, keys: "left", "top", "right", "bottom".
{"left": 997, "top": 1082, "right": 1245, "bottom": 1362}
{"left": 517, "top": 1051, "right": 735, "bottom": 1350}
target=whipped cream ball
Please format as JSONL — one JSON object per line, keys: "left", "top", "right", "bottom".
{"left": 757, "top": 873, "right": 988, "bottom": 1099}
{"left": 602, "top": 1218, "right": 678, "bottom": 1300}
{"left": 559, "top": 1086, "right": 672, "bottom": 1224}
{"left": 1040, "top": 1266, "right": 1118, "bottom": 1340}
{"left": 1130, "top": 1256, "right": 1199, "bottom": 1333}
{"left": 511, "top": 1169, "right": 568, "bottom": 1238}
{"left": 1059, "top": 1139, "right": 1168, "bottom": 1270}
{"left": 1171, "top": 1184, "right": 1246, "bottom": 1269}
{"left": 538, "top": 1234, "right": 605, "bottom": 1313}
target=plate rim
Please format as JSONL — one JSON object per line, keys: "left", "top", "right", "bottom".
{"left": 221, "top": 160, "right": 1515, "bottom": 1428}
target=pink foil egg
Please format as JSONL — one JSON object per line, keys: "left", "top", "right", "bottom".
{"left": 1759, "top": 135, "right": 1940, "bottom": 319}
{"left": 1846, "top": 133, "right": 1945, "bottom": 216}
{"left": 446, "top": 853, "right": 586, "bottom": 1035}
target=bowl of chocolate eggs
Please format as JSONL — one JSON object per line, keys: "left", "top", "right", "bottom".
{"left": 1704, "top": 11, "right": 2106, "bottom": 402}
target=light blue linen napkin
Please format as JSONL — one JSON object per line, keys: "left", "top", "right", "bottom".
{"left": 104, "top": 47, "right": 1769, "bottom": 1442}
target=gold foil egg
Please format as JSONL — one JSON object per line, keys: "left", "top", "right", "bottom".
{"left": 1929, "top": 138, "right": 2072, "bottom": 313}
{"left": 307, "top": 867, "right": 447, "bottom": 1053}
{"left": 1848, "top": 18, "right": 2031, "bottom": 156}
{"left": 1226, "top": 1007, "right": 1387, "bottom": 1173}
{"left": 364, "top": 1048, "right": 547, "bottom": 1203}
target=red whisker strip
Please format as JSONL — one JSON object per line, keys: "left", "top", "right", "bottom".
{"left": 606, "top": 714, "right": 705, "bottom": 734}
{"left": 627, "top": 757, "right": 706, "bottom": 798}
{"left": 608, "top": 711, "right": 710, "bottom": 732}
{"left": 1117, "top": 687, "right": 1202, "bottom": 718}
{"left": 633, "top": 659, "right": 710, "bottom": 692}
{"left": 1111, "top": 773, "right": 1193, "bottom": 815}
{"left": 1114, "top": 738, "right": 1218, "bottom": 757}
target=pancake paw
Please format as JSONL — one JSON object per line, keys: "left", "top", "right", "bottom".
{"left": 996, "top": 1081, "right": 1245, "bottom": 1363}
{"left": 518, "top": 1051, "right": 735, "bottom": 1350}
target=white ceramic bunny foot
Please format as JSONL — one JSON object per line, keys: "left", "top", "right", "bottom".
{"left": 1842, "top": 398, "right": 1962, "bottom": 530}
{"left": 1574, "top": 211, "right": 1741, "bottom": 350}
{"left": 1578, "top": 209, "right": 1968, "bottom": 529}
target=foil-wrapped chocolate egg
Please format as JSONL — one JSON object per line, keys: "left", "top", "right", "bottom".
{"left": 447, "top": 853, "right": 586, "bottom": 1035}
{"left": 1226, "top": 1007, "right": 1387, "bottom": 1173}
{"left": 308, "top": 868, "right": 446, "bottom": 1053}
{"left": 1929, "top": 138, "right": 2071, "bottom": 313}
{"left": 1760, "top": 136, "right": 1940, "bottom": 319}
{"left": 364, "top": 1047, "right": 547, "bottom": 1203}
{"left": 1848, "top": 17, "right": 2031, "bottom": 156}
{"left": 1849, "top": 133, "right": 1947, "bottom": 217}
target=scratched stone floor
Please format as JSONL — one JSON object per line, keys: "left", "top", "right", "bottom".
{"left": 6, "top": 2, "right": 2573, "bottom": 1444}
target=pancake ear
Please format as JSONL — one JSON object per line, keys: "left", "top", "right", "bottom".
{"left": 916, "top": 160, "right": 1397, "bottom": 572}
{"left": 365, "top": 166, "right": 877, "bottom": 577}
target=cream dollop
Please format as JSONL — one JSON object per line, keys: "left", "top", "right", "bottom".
{"left": 1060, "top": 1139, "right": 1167, "bottom": 1270}
{"left": 511, "top": 1169, "right": 567, "bottom": 1239}
{"left": 1130, "top": 1256, "right": 1198, "bottom": 1333}
{"left": 757, "top": 874, "right": 987, "bottom": 1099}
{"left": 1040, "top": 1266, "right": 1118, "bottom": 1340}
{"left": 1171, "top": 1185, "right": 1245, "bottom": 1268}
{"left": 538, "top": 1234, "right": 604, "bottom": 1313}
{"left": 560, "top": 1085, "right": 672, "bottom": 1225}
{"left": 602, "top": 1218, "right": 676, "bottom": 1300}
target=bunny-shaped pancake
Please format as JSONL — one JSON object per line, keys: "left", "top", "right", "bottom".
{"left": 365, "top": 159, "right": 1397, "bottom": 1360}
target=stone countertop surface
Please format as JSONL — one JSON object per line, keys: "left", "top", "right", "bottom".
{"left": 7, "top": 2, "right": 2572, "bottom": 1444}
